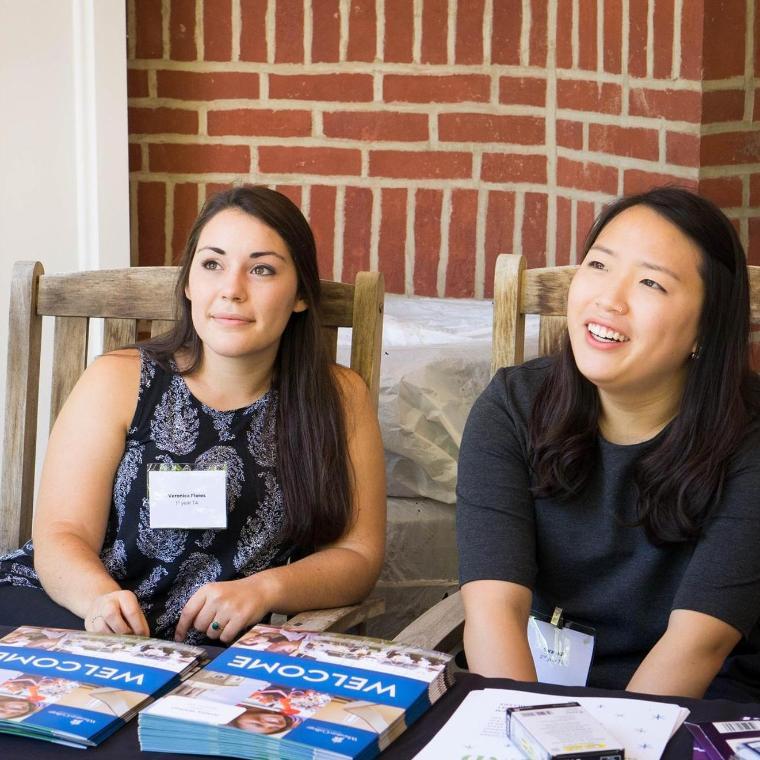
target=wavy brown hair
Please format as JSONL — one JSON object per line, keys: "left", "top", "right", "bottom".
{"left": 141, "top": 185, "right": 352, "bottom": 549}
{"left": 529, "top": 187, "right": 760, "bottom": 544}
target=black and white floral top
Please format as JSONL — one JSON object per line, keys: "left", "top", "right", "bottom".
{"left": 0, "top": 349, "right": 290, "bottom": 642}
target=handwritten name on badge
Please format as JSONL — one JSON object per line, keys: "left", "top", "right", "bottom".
{"left": 148, "top": 467, "right": 227, "bottom": 529}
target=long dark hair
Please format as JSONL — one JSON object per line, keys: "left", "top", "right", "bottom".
{"left": 529, "top": 187, "right": 758, "bottom": 544}
{"left": 141, "top": 185, "right": 352, "bottom": 549}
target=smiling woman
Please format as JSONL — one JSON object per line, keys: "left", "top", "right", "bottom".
{"left": 0, "top": 185, "right": 386, "bottom": 645}
{"left": 457, "top": 187, "right": 760, "bottom": 703}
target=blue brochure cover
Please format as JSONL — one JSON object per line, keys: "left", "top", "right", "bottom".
{"left": 139, "top": 623, "right": 453, "bottom": 760}
{"left": 0, "top": 626, "right": 205, "bottom": 747}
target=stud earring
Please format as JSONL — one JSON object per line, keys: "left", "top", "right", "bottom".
{"left": 690, "top": 346, "right": 701, "bottom": 360}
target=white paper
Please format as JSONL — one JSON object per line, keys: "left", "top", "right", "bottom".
{"left": 414, "top": 688, "right": 689, "bottom": 760}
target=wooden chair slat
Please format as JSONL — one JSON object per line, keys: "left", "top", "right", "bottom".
{"left": 286, "top": 597, "right": 385, "bottom": 633}
{"left": 321, "top": 281, "right": 356, "bottom": 327}
{"left": 50, "top": 317, "right": 88, "bottom": 431}
{"left": 349, "top": 272, "right": 384, "bottom": 405}
{"left": 37, "top": 268, "right": 179, "bottom": 319}
{"left": 520, "top": 266, "right": 577, "bottom": 316}
{"left": 538, "top": 315, "right": 568, "bottom": 357}
{"left": 491, "top": 254, "right": 526, "bottom": 374}
{"left": 103, "top": 318, "right": 137, "bottom": 354}
{"left": 37, "top": 268, "right": 356, "bottom": 325}
{"left": 750, "top": 268, "right": 760, "bottom": 322}
{"left": 392, "top": 592, "right": 464, "bottom": 652}
{"left": 150, "top": 319, "right": 176, "bottom": 338}
{"left": 0, "top": 262, "right": 44, "bottom": 554}
{"left": 321, "top": 326, "right": 338, "bottom": 363}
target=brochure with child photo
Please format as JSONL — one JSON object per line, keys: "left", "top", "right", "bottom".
{"left": 0, "top": 625, "right": 206, "bottom": 748}
{"left": 139, "top": 623, "right": 454, "bottom": 760}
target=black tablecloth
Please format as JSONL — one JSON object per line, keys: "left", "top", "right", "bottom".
{"left": 1, "top": 630, "right": 759, "bottom": 759}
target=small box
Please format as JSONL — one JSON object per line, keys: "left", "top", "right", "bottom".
{"left": 506, "top": 701, "right": 625, "bottom": 760}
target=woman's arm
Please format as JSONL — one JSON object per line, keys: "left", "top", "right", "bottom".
{"left": 627, "top": 609, "right": 741, "bottom": 698}
{"left": 175, "top": 367, "right": 386, "bottom": 643}
{"left": 462, "top": 579, "right": 537, "bottom": 680}
{"left": 32, "top": 350, "right": 148, "bottom": 635}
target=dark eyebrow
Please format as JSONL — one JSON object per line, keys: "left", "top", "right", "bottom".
{"left": 196, "top": 246, "right": 286, "bottom": 261}
{"left": 588, "top": 245, "right": 681, "bottom": 282}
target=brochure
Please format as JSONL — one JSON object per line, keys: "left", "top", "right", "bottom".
{"left": 687, "top": 718, "right": 760, "bottom": 760}
{"left": 139, "top": 623, "right": 454, "bottom": 759}
{"left": 0, "top": 625, "right": 206, "bottom": 748}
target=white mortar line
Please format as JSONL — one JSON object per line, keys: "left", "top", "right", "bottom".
{"left": 165, "top": 180, "right": 174, "bottom": 265}
{"left": 405, "top": 189, "right": 415, "bottom": 293}
{"left": 546, "top": 0, "right": 558, "bottom": 266}
{"left": 437, "top": 188, "right": 452, "bottom": 296}
{"left": 571, "top": 0, "right": 579, "bottom": 69}
{"left": 570, "top": 198, "right": 577, "bottom": 263}
{"left": 301, "top": 184, "right": 311, "bottom": 218}
{"left": 265, "top": 0, "right": 276, "bottom": 64}
{"left": 646, "top": 0, "right": 654, "bottom": 78}
{"left": 448, "top": 0, "right": 457, "bottom": 64}
{"left": 377, "top": 0, "right": 386, "bottom": 62}
{"left": 339, "top": 0, "right": 350, "bottom": 62}
{"left": 597, "top": 0, "right": 605, "bottom": 73}
{"left": 370, "top": 186, "right": 381, "bottom": 271}
{"left": 127, "top": 0, "right": 136, "bottom": 60}
{"left": 483, "top": 0, "right": 493, "bottom": 65}
{"left": 129, "top": 179, "right": 139, "bottom": 266}
{"left": 231, "top": 0, "right": 241, "bottom": 61}
{"left": 672, "top": 0, "right": 683, "bottom": 79}
{"left": 195, "top": 0, "right": 204, "bottom": 60}
{"left": 303, "top": 0, "right": 313, "bottom": 65}
{"left": 412, "top": 0, "right": 423, "bottom": 63}
{"left": 162, "top": 0, "right": 170, "bottom": 59}
{"left": 520, "top": 0, "right": 531, "bottom": 66}
{"left": 744, "top": 0, "right": 755, "bottom": 121}
{"left": 334, "top": 185, "right": 346, "bottom": 280}
{"left": 621, "top": 0, "right": 630, "bottom": 116}
{"left": 474, "top": 187, "right": 487, "bottom": 298}
{"left": 513, "top": 192, "right": 525, "bottom": 262}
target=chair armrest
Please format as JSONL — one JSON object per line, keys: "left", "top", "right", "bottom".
{"left": 392, "top": 590, "right": 464, "bottom": 652}
{"left": 279, "top": 597, "right": 386, "bottom": 633}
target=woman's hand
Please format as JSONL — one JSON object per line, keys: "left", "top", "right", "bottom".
{"left": 174, "top": 574, "right": 277, "bottom": 644}
{"left": 85, "top": 590, "right": 150, "bottom": 637}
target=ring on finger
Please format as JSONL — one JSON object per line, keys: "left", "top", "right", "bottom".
{"left": 210, "top": 620, "right": 224, "bottom": 632}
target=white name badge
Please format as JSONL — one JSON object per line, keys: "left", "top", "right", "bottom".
{"left": 527, "top": 608, "right": 596, "bottom": 687}
{"left": 148, "top": 465, "right": 227, "bottom": 529}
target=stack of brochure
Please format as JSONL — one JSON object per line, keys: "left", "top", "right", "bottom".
{"left": 0, "top": 625, "right": 206, "bottom": 748}
{"left": 139, "top": 623, "right": 454, "bottom": 759}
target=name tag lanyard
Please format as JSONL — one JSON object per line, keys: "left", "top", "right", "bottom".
{"left": 527, "top": 606, "right": 597, "bottom": 687}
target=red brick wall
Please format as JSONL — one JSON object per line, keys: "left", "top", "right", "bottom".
{"left": 127, "top": 0, "right": 760, "bottom": 297}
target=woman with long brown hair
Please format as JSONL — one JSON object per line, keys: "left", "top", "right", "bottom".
{"left": 0, "top": 185, "right": 386, "bottom": 644}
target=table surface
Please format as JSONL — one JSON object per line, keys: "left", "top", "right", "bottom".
{"left": 0, "top": 669, "right": 759, "bottom": 759}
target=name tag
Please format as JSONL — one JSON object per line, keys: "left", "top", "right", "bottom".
{"left": 148, "top": 465, "right": 227, "bottom": 529}
{"left": 527, "top": 608, "right": 596, "bottom": 687}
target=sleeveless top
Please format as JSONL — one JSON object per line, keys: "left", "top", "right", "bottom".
{"left": 0, "top": 349, "right": 290, "bottom": 643}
